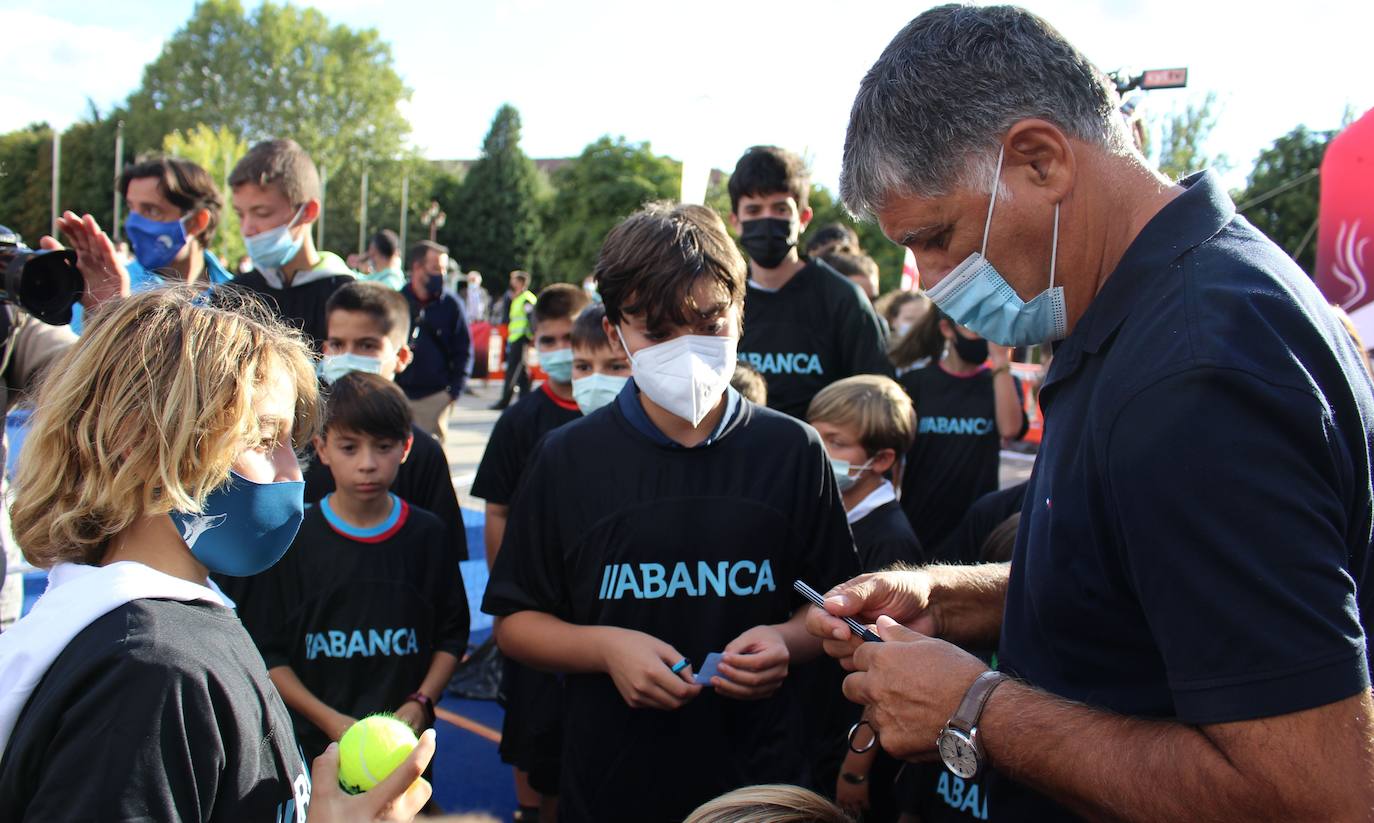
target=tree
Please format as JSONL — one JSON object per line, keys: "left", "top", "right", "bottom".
{"left": 162, "top": 124, "right": 250, "bottom": 264}
{"left": 543, "top": 136, "right": 681, "bottom": 282}
{"left": 0, "top": 125, "right": 54, "bottom": 243}
{"left": 440, "top": 105, "right": 543, "bottom": 283}
{"left": 1153, "top": 92, "right": 1228, "bottom": 180}
{"left": 1237, "top": 125, "right": 1331, "bottom": 275}
{"left": 123, "top": 0, "right": 411, "bottom": 254}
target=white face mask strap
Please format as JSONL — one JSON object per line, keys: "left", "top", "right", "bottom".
{"left": 980, "top": 146, "right": 1006, "bottom": 257}
{"left": 1049, "top": 203, "right": 1060, "bottom": 290}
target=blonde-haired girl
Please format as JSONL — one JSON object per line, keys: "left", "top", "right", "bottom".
{"left": 0, "top": 287, "right": 433, "bottom": 822}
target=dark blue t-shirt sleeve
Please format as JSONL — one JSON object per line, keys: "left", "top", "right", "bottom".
{"left": 18, "top": 653, "right": 227, "bottom": 821}
{"left": 1107, "top": 366, "right": 1369, "bottom": 723}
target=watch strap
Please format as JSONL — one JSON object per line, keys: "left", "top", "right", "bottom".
{"left": 406, "top": 691, "right": 436, "bottom": 722}
{"left": 948, "top": 671, "right": 1008, "bottom": 733}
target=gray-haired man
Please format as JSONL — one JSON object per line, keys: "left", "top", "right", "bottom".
{"left": 809, "top": 5, "right": 1374, "bottom": 822}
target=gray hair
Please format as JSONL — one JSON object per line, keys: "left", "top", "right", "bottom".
{"left": 840, "top": 4, "right": 1131, "bottom": 219}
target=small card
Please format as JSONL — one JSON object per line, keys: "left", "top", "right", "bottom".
{"left": 694, "top": 652, "right": 724, "bottom": 685}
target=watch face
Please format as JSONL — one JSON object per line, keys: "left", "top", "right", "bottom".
{"left": 938, "top": 729, "right": 981, "bottom": 780}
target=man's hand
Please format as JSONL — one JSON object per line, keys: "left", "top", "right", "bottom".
{"left": 714, "top": 624, "right": 790, "bottom": 700}
{"left": 42, "top": 211, "right": 130, "bottom": 309}
{"left": 843, "top": 616, "right": 988, "bottom": 759}
{"left": 806, "top": 570, "right": 938, "bottom": 670}
{"left": 393, "top": 701, "right": 428, "bottom": 735}
{"left": 307, "top": 729, "right": 435, "bottom": 822}
{"left": 600, "top": 628, "right": 702, "bottom": 711}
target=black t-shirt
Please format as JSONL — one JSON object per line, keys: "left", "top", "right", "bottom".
{"left": 738, "top": 259, "right": 892, "bottom": 418}
{"left": 228, "top": 271, "right": 355, "bottom": 351}
{"left": 898, "top": 363, "right": 1025, "bottom": 552}
{"left": 0, "top": 599, "right": 311, "bottom": 822}
{"left": 934, "top": 481, "right": 1027, "bottom": 565}
{"left": 995, "top": 172, "right": 1374, "bottom": 819}
{"left": 851, "top": 499, "right": 926, "bottom": 571}
{"left": 241, "top": 501, "right": 469, "bottom": 759}
{"left": 483, "top": 392, "right": 860, "bottom": 823}
{"left": 470, "top": 382, "right": 581, "bottom": 506}
{"left": 304, "top": 423, "right": 468, "bottom": 561}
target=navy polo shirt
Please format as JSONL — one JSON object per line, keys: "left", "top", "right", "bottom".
{"left": 993, "top": 171, "right": 1374, "bottom": 820}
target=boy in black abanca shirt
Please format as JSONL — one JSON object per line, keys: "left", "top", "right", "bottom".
{"left": 483, "top": 202, "right": 860, "bottom": 823}
{"left": 472, "top": 283, "right": 589, "bottom": 820}
{"left": 310, "top": 280, "right": 469, "bottom": 561}
{"left": 729, "top": 145, "right": 892, "bottom": 418}
{"left": 246, "top": 372, "right": 468, "bottom": 760}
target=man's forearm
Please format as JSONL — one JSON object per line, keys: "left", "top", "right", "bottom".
{"left": 927, "top": 562, "right": 1009, "bottom": 647}
{"left": 980, "top": 682, "right": 1374, "bottom": 822}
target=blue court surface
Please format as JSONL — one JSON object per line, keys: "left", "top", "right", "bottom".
{"left": 20, "top": 507, "right": 517, "bottom": 820}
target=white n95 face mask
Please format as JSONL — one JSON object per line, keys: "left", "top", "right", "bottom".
{"left": 619, "top": 329, "right": 737, "bottom": 427}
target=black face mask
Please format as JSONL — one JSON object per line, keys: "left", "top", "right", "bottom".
{"left": 739, "top": 217, "right": 796, "bottom": 269}
{"left": 952, "top": 333, "right": 989, "bottom": 365}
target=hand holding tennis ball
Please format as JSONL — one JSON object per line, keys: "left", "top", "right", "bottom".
{"left": 308, "top": 721, "right": 435, "bottom": 822}
{"left": 338, "top": 715, "right": 422, "bottom": 794}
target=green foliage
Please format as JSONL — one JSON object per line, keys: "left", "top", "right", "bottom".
{"left": 1237, "top": 125, "right": 1330, "bottom": 275}
{"left": 438, "top": 105, "right": 543, "bottom": 285}
{"left": 124, "top": 0, "right": 411, "bottom": 254}
{"left": 1153, "top": 92, "right": 1228, "bottom": 180}
{"left": 805, "top": 185, "right": 906, "bottom": 294}
{"left": 162, "top": 124, "right": 250, "bottom": 262}
{"left": 542, "top": 136, "right": 681, "bottom": 283}
{"left": 0, "top": 125, "right": 54, "bottom": 243}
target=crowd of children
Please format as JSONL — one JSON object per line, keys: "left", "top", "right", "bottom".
{"left": 0, "top": 127, "right": 1034, "bottom": 823}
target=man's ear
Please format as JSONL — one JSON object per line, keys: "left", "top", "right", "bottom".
{"left": 400, "top": 435, "right": 414, "bottom": 465}
{"left": 1003, "top": 118, "right": 1075, "bottom": 205}
{"left": 797, "top": 205, "right": 814, "bottom": 232}
{"left": 393, "top": 343, "right": 413, "bottom": 375}
{"left": 299, "top": 199, "right": 322, "bottom": 225}
{"left": 728, "top": 211, "right": 742, "bottom": 235}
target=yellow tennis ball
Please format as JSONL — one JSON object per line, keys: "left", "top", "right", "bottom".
{"left": 337, "top": 714, "right": 419, "bottom": 795}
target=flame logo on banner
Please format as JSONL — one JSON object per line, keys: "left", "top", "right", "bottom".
{"left": 1333, "top": 220, "right": 1370, "bottom": 310}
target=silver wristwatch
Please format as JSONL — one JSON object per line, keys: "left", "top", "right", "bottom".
{"left": 936, "top": 671, "right": 1008, "bottom": 779}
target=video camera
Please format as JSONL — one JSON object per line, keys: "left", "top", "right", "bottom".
{"left": 0, "top": 225, "right": 83, "bottom": 326}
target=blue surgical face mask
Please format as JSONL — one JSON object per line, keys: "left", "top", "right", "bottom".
{"left": 125, "top": 212, "right": 189, "bottom": 271}
{"left": 923, "top": 147, "right": 1067, "bottom": 348}
{"left": 572, "top": 373, "right": 628, "bottom": 415}
{"left": 538, "top": 347, "right": 574, "bottom": 384}
{"left": 243, "top": 206, "right": 307, "bottom": 273}
{"left": 319, "top": 352, "right": 384, "bottom": 384}
{"left": 830, "top": 457, "right": 875, "bottom": 493}
{"left": 170, "top": 471, "right": 305, "bottom": 577}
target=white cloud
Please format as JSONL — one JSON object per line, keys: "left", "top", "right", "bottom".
{"left": 0, "top": 10, "right": 164, "bottom": 131}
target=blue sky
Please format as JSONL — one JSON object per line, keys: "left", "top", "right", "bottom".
{"left": 2, "top": 0, "right": 1368, "bottom": 194}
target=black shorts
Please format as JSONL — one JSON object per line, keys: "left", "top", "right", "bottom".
{"left": 498, "top": 657, "right": 564, "bottom": 795}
